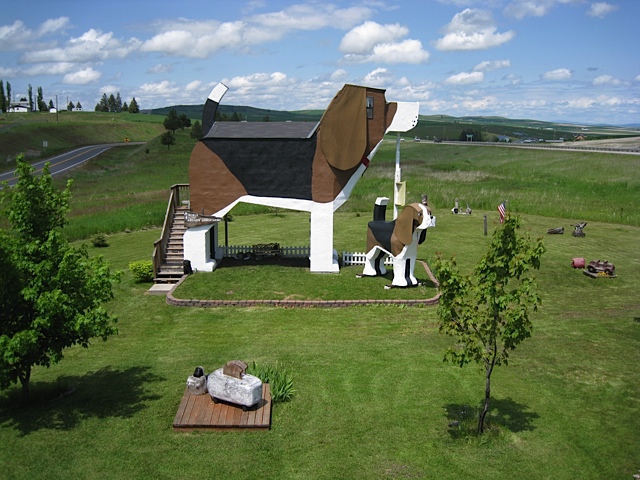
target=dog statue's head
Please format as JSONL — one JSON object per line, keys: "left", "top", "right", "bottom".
{"left": 394, "top": 203, "right": 435, "bottom": 248}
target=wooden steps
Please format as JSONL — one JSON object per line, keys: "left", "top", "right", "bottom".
{"left": 154, "top": 206, "right": 189, "bottom": 283}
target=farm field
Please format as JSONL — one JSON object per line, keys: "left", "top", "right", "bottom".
{"left": 1, "top": 123, "right": 639, "bottom": 479}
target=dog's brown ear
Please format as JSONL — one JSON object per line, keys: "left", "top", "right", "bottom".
{"left": 395, "top": 205, "right": 418, "bottom": 246}
{"left": 319, "top": 85, "right": 367, "bottom": 171}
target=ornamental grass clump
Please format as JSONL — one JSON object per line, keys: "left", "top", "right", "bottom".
{"left": 247, "top": 361, "right": 294, "bottom": 403}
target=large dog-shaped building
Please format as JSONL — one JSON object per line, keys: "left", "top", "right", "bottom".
{"left": 185, "top": 83, "right": 418, "bottom": 272}
{"left": 361, "top": 197, "right": 435, "bottom": 287}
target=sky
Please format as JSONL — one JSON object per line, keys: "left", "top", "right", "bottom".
{"left": 1, "top": 0, "right": 639, "bottom": 125}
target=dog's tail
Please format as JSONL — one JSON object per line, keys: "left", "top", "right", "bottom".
{"left": 373, "top": 196, "right": 389, "bottom": 222}
{"left": 202, "top": 83, "right": 229, "bottom": 137}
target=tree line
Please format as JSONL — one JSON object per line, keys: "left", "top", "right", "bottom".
{"left": 0, "top": 79, "right": 139, "bottom": 114}
{"left": 94, "top": 92, "right": 139, "bottom": 113}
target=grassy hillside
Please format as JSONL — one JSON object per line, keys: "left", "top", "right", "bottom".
{"left": 0, "top": 111, "right": 165, "bottom": 167}
{"left": 50, "top": 129, "right": 639, "bottom": 242}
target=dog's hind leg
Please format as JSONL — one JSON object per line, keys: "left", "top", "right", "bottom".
{"left": 362, "top": 248, "right": 387, "bottom": 277}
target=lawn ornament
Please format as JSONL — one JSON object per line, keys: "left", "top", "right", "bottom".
{"left": 571, "top": 257, "right": 585, "bottom": 268}
{"left": 451, "top": 198, "right": 472, "bottom": 215}
{"left": 207, "top": 360, "right": 262, "bottom": 410}
{"left": 360, "top": 196, "right": 435, "bottom": 288}
{"left": 547, "top": 227, "right": 564, "bottom": 234}
{"left": 185, "top": 82, "right": 419, "bottom": 273}
{"left": 583, "top": 259, "right": 616, "bottom": 278}
{"left": 186, "top": 366, "right": 207, "bottom": 395}
{"left": 572, "top": 222, "right": 587, "bottom": 237}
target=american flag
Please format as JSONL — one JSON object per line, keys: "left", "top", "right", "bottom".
{"left": 498, "top": 201, "right": 506, "bottom": 223}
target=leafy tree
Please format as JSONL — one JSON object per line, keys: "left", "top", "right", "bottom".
{"left": 0, "top": 157, "right": 121, "bottom": 403}
{"left": 6, "top": 81, "right": 11, "bottom": 108}
{"left": 115, "top": 92, "right": 122, "bottom": 112}
{"left": 99, "top": 93, "right": 109, "bottom": 112}
{"left": 128, "top": 97, "right": 139, "bottom": 114}
{"left": 67, "top": 101, "right": 74, "bottom": 111}
{"left": 190, "top": 120, "right": 203, "bottom": 139}
{"left": 263, "top": 114, "right": 271, "bottom": 122}
{"left": 163, "top": 108, "right": 181, "bottom": 133}
{"left": 434, "top": 214, "right": 545, "bottom": 434}
{"left": 122, "top": 101, "right": 128, "bottom": 112}
{"left": 231, "top": 111, "right": 243, "bottom": 121}
{"left": 0, "top": 80, "right": 5, "bottom": 112}
{"left": 48, "top": 99, "right": 54, "bottom": 110}
{"left": 28, "top": 84, "right": 34, "bottom": 112}
{"left": 178, "top": 113, "right": 191, "bottom": 130}
{"left": 37, "top": 86, "right": 46, "bottom": 112}
{"left": 160, "top": 130, "right": 175, "bottom": 149}
{"left": 76, "top": 101, "right": 82, "bottom": 110}
{"left": 108, "top": 94, "right": 116, "bottom": 113}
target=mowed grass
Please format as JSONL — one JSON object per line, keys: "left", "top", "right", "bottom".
{"left": 0, "top": 210, "right": 638, "bottom": 479}
{"left": 1, "top": 129, "right": 639, "bottom": 479}
{"left": 51, "top": 133, "right": 640, "bottom": 244}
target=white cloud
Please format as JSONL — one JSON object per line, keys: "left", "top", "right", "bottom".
{"left": 0, "top": 20, "right": 32, "bottom": 50}
{"left": 543, "top": 68, "right": 572, "bottom": 80}
{"left": 141, "top": 5, "right": 372, "bottom": 58}
{"left": 137, "top": 80, "right": 181, "bottom": 96}
{"left": 330, "top": 69, "right": 349, "bottom": 82}
{"left": 185, "top": 80, "right": 202, "bottom": 92}
{"left": 340, "top": 21, "right": 429, "bottom": 64}
{"left": 445, "top": 71, "right": 485, "bottom": 85}
{"left": 363, "top": 67, "right": 394, "bottom": 87}
{"left": 635, "top": 74, "right": 640, "bottom": 82}
{"left": 22, "top": 29, "right": 141, "bottom": 63}
{"left": 38, "top": 17, "right": 69, "bottom": 36}
{"left": 473, "top": 59, "right": 511, "bottom": 71}
{"left": 503, "top": 73, "right": 522, "bottom": 85}
{"left": 593, "top": 74, "right": 623, "bottom": 86}
{"left": 63, "top": 67, "right": 101, "bottom": 84}
{"left": 148, "top": 63, "right": 174, "bottom": 74}
{"left": 504, "top": 0, "right": 555, "bottom": 19}
{"left": 587, "top": 2, "right": 618, "bottom": 18}
{"left": 434, "top": 9, "right": 515, "bottom": 51}
{"left": 339, "top": 21, "right": 408, "bottom": 54}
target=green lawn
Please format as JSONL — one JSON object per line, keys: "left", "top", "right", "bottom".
{"left": 1, "top": 126, "right": 640, "bottom": 479}
{"left": 1, "top": 209, "right": 638, "bottom": 479}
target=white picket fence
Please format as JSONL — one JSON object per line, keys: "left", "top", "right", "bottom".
{"left": 223, "top": 244, "right": 310, "bottom": 258}
{"left": 342, "top": 251, "right": 393, "bottom": 266}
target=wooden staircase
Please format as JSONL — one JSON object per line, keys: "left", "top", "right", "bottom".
{"left": 153, "top": 184, "right": 190, "bottom": 284}
{"left": 155, "top": 206, "right": 188, "bottom": 283}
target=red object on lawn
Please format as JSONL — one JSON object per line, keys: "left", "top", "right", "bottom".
{"left": 572, "top": 257, "right": 585, "bottom": 268}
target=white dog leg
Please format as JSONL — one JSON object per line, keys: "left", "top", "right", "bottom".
{"left": 362, "top": 247, "right": 387, "bottom": 277}
{"left": 309, "top": 203, "right": 339, "bottom": 273}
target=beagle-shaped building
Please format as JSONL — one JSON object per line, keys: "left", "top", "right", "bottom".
{"left": 185, "top": 83, "right": 419, "bottom": 272}
{"left": 361, "top": 197, "right": 435, "bottom": 287}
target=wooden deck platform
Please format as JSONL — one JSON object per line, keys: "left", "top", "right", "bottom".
{"left": 173, "top": 384, "right": 272, "bottom": 431}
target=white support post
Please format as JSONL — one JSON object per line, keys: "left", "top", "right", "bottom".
{"left": 394, "top": 132, "right": 402, "bottom": 219}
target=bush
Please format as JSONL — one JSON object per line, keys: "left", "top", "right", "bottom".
{"left": 129, "top": 260, "right": 154, "bottom": 282}
{"left": 91, "top": 233, "right": 109, "bottom": 248}
{"left": 247, "top": 361, "right": 295, "bottom": 403}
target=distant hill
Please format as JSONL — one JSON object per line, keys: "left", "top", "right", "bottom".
{"left": 146, "top": 104, "right": 639, "bottom": 143}
{"left": 147, "top": 104, "right": 323, "bottom": 123}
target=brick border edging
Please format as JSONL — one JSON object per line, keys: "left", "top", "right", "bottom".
{"left": 166, "top": 261, "right": 440, "bottom": 308}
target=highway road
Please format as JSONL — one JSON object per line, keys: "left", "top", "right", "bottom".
{"left": 0, "top": 143, "right": 143, "bottom": 187}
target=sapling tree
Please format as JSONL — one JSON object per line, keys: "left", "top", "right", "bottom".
{"left": 0, "top": 156, "right": 121, "bottom": 403}
{"left": 434, "top": 214, "right": 545, "bottom": 434}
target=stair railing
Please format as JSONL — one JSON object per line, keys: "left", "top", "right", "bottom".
{"left": 153, "top": 184, "right": 190, "bottom": 279}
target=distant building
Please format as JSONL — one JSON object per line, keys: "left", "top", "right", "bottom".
{"left": 8, "top": 95, "right": 31, "bottom": 113}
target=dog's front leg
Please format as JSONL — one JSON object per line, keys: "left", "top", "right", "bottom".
{"left": 309, "top": 202, "right": 339, "bottom": 272}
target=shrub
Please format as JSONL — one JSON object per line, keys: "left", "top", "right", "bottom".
{"left": 247, "top": 361, "right": 295, "bottom": 403}
{"left": 91, "top": 233, "right": 109, "bottom": 248}
{"left": 129, "top": 260, "right": 154, "bottom": 282}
